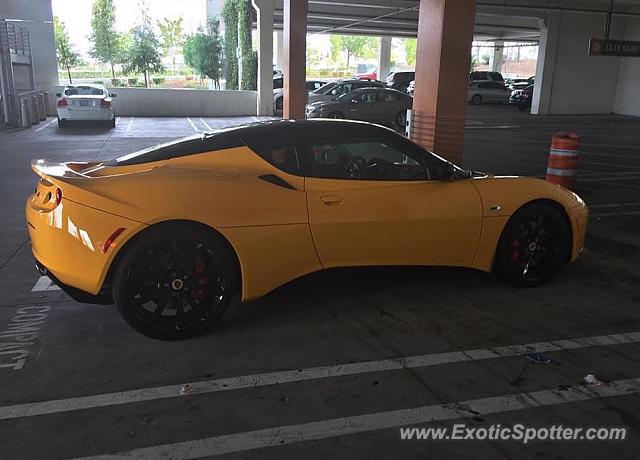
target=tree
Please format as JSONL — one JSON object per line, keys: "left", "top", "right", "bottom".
{"left": 183, "top": 19, "right": 224, "bottom": 89}
{"left": 158, "top": 17, "right": 184, "bottom": 75}
{"left": 330, "top": 35, "right": 377, "bottom": 68}
{"left": 222, "top": 0, "right": 257, "bottom": 90}
{"left": 89, "top": 0, "right": 122, "bottom": 79}
{"left": 123, "top": 6, "right": 164, "bottom": 87}
{"left": 53, "top": 16, "right": 82, "bottom": 84}
{"left": 405, "top": 38, "right": 417, "bottom": 66}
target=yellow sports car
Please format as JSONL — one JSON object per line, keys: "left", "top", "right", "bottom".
{"left": 26, "top": 120, "right": 588, "bottom": 339}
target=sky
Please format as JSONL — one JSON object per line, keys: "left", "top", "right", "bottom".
{"left": 52, "top": 0, "right": 207, "bottom": 57}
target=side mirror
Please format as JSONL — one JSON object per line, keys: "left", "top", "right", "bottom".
{"left": 55, "top": 93, "right": 61, "bottom": 97}
{"left": 110, "top": 93, "right": 117, "bottom": 97}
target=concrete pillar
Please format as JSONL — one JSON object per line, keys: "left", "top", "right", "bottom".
{"left": 378, "top": 36, "right": 392, "bottom": 81}
{"left": 0, "top": 0, "right": 58, "bottom": 89}
{"left": 531, "top": 15, "right": 560, "bottom": 115}
{"left": 252, "top": 0, "right": 274, "bottom": 116}
{"left": 410, "top": 0, "right": 477, "bottom": 165}
{"left": 283, "top": 0, "right": 307, "bottom": 120}
{"left": 489, "top": 40, "right": 504, "bottom": 73}
{"left": 275, "top": 29, "right": 284, "bottom": 72}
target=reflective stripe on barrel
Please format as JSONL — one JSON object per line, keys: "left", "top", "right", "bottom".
{"left": 546, "top": 132, "right": 579, "bottom": 190}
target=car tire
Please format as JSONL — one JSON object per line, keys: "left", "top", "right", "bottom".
{"left": 471, "top": 94, "right": 483, "bottom": 105}
{"left": 57, "top": 118, "right": 67, "bottom": 128}
{"left": 109, "top": 117, "right": 116, "bottom": 128}
{"left": 327, "top": 111, "right": 344, "bottom": 119}
{"left": 112, "top": 223, "right": 237, "bottom": 340}
{"left": 495, "top": 203, "right": 571, "bottom": 287}
{"left": 275, "top": 97, "right": 283, "bottom": 110}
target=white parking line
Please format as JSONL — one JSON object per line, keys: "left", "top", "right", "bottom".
{"left": 75, "top": 377, "right": 640, "bottom": 459}
{"left": 31, "top": 276, "right": 61, "bottom": 292}
{"left": 186, "top": 117, "right": 200, "bottom": 132}
{"left": 589, "top": 201, "right": 640, "bottom": 209}
{"left": 33, "top": 118, "right": 57, "bottom": 132}
{"left": 1, "top": 331, "right": 639, "bottom": 421}
{"left": 592, "top": 210, "right": 640, "bottom": 217}
{"left": 199, "top": 117, "right": 212, "bottom": 131}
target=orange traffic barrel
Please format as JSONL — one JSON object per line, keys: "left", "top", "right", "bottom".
{"left": 545, "top": 132, "right": 579, "bottom": 190}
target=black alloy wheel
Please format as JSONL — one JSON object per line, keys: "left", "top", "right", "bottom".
{"left": 113, "top": 224, "right": 236, "bottom": 340}
{"left": 496, "top": 204, "right": 571, "bottom": 287}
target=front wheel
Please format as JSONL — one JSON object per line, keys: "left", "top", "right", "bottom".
{"left": 395, "top": 110, "right": 407, "bottom": 129}
{"left": 112, "top": 224, "right": 237, "bottom": 340}
{"left": 495, "top": 203, "right": 571, "bottom": 287}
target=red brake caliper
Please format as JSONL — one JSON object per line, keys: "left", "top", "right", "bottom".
{"left": 509, "top": 238, "right": 520, "bottom": 262}
{"left": 194, "top": 257, "right": 208, "bottom": 302}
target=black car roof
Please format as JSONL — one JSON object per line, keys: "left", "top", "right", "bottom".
{"left": 116, "top": 120, "right": 397, "bottom": 165}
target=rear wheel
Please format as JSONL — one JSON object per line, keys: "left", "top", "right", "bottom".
{"left": 275, "top": 97, "right": 283, "bottom": 110}
{"left": 395, "top": 110, "right": 407, "bottom": 129}
{"left": 327, "top": 111, "right": 344, "bottom": 119}
{"left": 109, "top": 117, "right": 116, "bottom": 128}
{"left": 471, "top": 94, "right": 483, "bottom": 105}
{"left": 112, "top": 224, "right": 237, "bottom": 340}
{"left": 57, "top": 118, "right": 67, "bottom": 128}
{"left": 495, "top": 203, "right": 571, "bottom": 287}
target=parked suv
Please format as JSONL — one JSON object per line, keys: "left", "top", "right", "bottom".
{"left": 469, "top": 71, "right": 505, "bottom": 84}
{"left": 386, "top": 71, "right": 415, "bottom": 92}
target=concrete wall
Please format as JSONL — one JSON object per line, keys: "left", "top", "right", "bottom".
{"left": 50, "top": 86, "right": 259, "bottom": 117}
{"left": 533, "top": 13, "right": 624, "bottom": 115}
{"left": 614, "top": 18, "right": 640, "bottom": 117}
{"left": 0, "top": 0, "right": 58, "bottom": 88}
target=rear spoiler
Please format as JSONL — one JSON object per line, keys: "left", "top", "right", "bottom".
{"left": 31, "top": 160, "right": 103, "bottom": 179}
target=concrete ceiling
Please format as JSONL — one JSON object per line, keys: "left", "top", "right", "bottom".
{"left": 271, "top": 0, "right": 640, "bottom": 41}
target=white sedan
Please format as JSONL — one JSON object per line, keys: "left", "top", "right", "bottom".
{"left": 56, "top": 84, "right": 116, "bottom": 128}
{"left": 468, "top": 80, "right": 510, "bottom": 105}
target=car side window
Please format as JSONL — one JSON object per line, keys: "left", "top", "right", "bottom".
{"left": 308, "top": 140, "right": 428, "bottom": 181}
{"left": 380, "top": 91, "right": 398, "bottom": 102}
{"left": 250, "top": 144, "right": 300, "bottom": 175}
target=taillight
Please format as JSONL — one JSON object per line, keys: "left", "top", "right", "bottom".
{"left": 57, "top": 98, "right": 68, "bottom": 108}
{"left": 100, "top": 99, "right": 111, "bottom": 108}
{"left": 55, "top": 188, "right": 63, "bottom": 206}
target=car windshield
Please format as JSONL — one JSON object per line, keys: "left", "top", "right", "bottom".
{"left": 65, "top": 86, "right": 105, "bottom": 96}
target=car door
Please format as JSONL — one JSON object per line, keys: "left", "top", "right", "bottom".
{"left": 303, "top": 135, "right": 483, "bottom": 269}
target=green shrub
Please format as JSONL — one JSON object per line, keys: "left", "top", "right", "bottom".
{"left": 152, "top": 77, "right": 166, "bottom": 85}
{"left": 127, "top": 77, "right": 138, "bottom": 86}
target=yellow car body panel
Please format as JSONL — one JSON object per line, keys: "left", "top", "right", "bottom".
{"left": 305, "top": 177, "right": 483, "bottom": 268}
{"left": 25, "top": 128, "right": 588, "bottom": 303}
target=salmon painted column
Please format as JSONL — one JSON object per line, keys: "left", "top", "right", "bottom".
{"left": 410, "top": 0, "right": 477, "bottom": 165}
{"left": 283, "top": 0, "right": 308, "bottom": 120}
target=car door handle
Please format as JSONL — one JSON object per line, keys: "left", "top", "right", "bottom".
{"left": 320, "top": 195, "right": 344, "bottom": 205}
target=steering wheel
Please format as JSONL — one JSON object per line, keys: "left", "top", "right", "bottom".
{"left": 345, "top": 156, "right": 367, "bottom": 179}
{"left": 366, "top": 158, "right": 392, "bottom": 179}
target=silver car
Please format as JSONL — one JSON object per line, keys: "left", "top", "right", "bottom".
{"left": 307, "top": 79, "right": 385, "bottom": 105}
{"left": 273, "top": 80, "right": 328, "bottom": 113}
{"left": 56, "top": 84, "right": 116, "bottom": 128}
{"left": 306, "top": 87, "right": 413, "bottom": 127}
{"left": 468, "top": 80, "right": 510, "bottom": 105}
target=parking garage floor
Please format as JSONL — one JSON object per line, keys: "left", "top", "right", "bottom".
{"left": 1, "top": 107, "right": 639, "bottom": 459}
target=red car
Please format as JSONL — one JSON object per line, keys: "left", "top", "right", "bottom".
{"left": 354, "top": 69, "right": 377, "bottom": 81}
